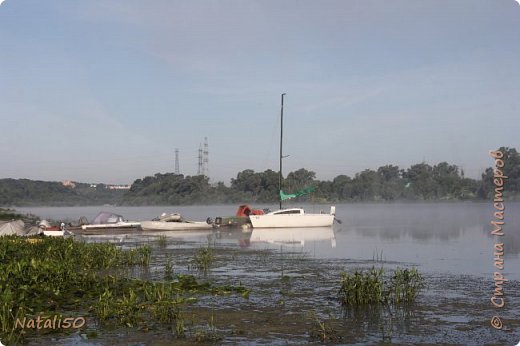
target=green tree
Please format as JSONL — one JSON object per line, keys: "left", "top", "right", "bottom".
{"left": 331, "top": 175, "right": 352, "bottom": 200}
{"left": 351, "top": 169, "right": 380, "bottom": 201}
{"left": 377, "top": 165, "right": 403, "bottom": 200}
{"left": 284, "top": 168, "right": 316, "bottom": 193}
{"left": 432, "top": 162, "right": 462, "bottom": 199}
{"left": 499, "top": 147, "right": 520, "bottom": 192}
{"left": 404, "top": 163, "right": 435, "bottom": 200}
{"left": 230, "top": 169, "right": 279, "bottom": 202}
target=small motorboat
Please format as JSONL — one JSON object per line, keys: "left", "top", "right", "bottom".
{"left": 140, "top": 213, "right": 213, "bottom": 231}
{"left": 80, "top": 212, "right": 140, "bottom": 232}
{"left": 38, "top": 220, "right": 66, "bottom": 237}
{"left": 213, "top": 205, "right": 264, "bottom": 228}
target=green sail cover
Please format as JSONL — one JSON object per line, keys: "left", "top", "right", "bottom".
{"left": 280, "top": 186, "right": 315, "bottom": 201}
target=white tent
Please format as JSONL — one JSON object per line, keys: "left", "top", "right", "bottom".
{"left": 0, "top": 220, "right": 26, "bottom": 236}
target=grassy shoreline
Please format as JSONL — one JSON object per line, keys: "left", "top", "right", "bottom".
{"left": 0, "top": 236, "right": 248, "bottom": 344}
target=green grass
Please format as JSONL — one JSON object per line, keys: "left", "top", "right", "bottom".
{"left": 0, "top": 236, "right": 247, "bottom": 344}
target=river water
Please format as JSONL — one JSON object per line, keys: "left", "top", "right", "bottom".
{"left": 18, "top": 202, "right": 520, "bottom": 280}
{"left": 16, "top": 202, "right": 520, "bottom": 345}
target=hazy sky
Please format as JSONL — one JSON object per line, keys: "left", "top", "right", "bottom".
{"left": 1, "top": 0, "right": 519, "bottom": 184}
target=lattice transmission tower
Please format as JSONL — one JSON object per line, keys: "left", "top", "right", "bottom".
{"left": 203, "top": 137, "right": 209, "bottom": 177}
{"left": 174, "top": 148, "right": 180, "bottom": 174}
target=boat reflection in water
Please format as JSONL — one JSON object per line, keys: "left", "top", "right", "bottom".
{"left": 249, "top": 227, "right": 336, "bottom": 248}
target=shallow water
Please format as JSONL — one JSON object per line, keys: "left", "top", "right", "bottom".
{"left": 16, "top": 203, "right": 520, "bottom": 345}
{"left": 19, "top": 202, "right": 520, "bottom": 280}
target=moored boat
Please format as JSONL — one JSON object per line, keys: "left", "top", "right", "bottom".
{"left": 249, "top": 207, "right": 335, "bottom": 228}
{"left": 249, "top": 93, "right": 337, "bottom": 228}
{"left": 80, "top": 212, "right": 140, "bottom": 232}
{"left": 38, "top": 220, "right": 66, "bottom": 237}
{"left": 214, "top": 205, "right": 264, "bottom": 228}
{"left": 141, "top": 213, "right": 212, "bottom": 231}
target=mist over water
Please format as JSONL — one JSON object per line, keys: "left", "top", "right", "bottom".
{"left": 18, "top": 202, "right": 520, "bottom": 281}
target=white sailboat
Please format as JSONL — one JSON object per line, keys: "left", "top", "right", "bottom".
{"left": 249, "top": 207, "right": 335, "bottom": 228}
{"left": 249, "top": 93, "right": 336, "bottom": 229}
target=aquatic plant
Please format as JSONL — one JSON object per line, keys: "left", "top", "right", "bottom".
{"left": 116, "top": 288, "right": 141, "bottom": 327}
{"left": 95, "top": 287, "right": 113, "bottom": 321}
{"left": 138, "top": 244, "right": 152, "bottom": 266}
{"left": 191, "top": 247, "right": 214, "bottom": 275}
{"left": 0, "top": 288, "right": 26, "bottom": 345}
{"left": 339, "top": 267, "right": 384, "bottom": 306}
{"left": 0, "top": 236, "right": 249, "bottom": 344}
{"left": 164, "top": 256, "right": 174, "bottom": 281}
{"left": 338, "top": 266, "right": 424, "bottom": 307}
{"left": 372, "top": 249, "right": 384, "bottom": 263}
{"left": 308, "top": 311, "right": 341, "bottom": 343}
{"left": 387, "top": 267, "right": 425, "bottom": 304}
{"left": 193, "top": 314, "right": 222, "bottom": 342}
{"left": 175, "top": 311, "right": 185, "bottom": 338}
{"left": 157, "top": 235, "right": 168, "bottom": 248}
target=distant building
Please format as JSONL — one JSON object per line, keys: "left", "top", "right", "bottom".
{"left": 106, "top": 185, "right": 131, "bottom": 190}
{"left": 62, "top": 180, "right": 76, "bottom": 189}
{"left": 88, "top": 183, "right": 130, "bottom": 190}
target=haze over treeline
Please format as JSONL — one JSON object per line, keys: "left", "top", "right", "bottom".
{"left": 1, "top": 147, "right": 518, "bottom": 207}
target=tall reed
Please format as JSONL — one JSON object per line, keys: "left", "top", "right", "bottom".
{"left": 338, "top": 266, "right": 424, "bottom": 307}
{"left": 191, "top": 247, "right": 214, "bottom": 275}
{"left": 164, "top": 256, "right": 174, "bottom": 281}
{"left": 157, "top": 235, "right": 167, "bottom": 248}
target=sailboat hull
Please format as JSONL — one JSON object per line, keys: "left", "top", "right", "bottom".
{"left": 249, "top": 213, "right": 334, "bottom": 228}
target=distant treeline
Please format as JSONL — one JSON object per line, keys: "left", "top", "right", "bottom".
{"left": 1, "top": 147, "right": 519, "bottom": 206}
{"left": 0, "top": 180, "right": 126, "bottom": 206}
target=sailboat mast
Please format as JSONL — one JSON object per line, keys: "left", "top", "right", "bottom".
{"left": 279, "top": 93, "right": 286, "bottom": 210}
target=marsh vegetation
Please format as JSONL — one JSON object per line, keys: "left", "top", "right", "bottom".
{"left": 1, "top": 229, "right": 519, "bottom": 345}
{"left": 338, "top": 266, "right": 425, "bottom": 306}
{"left": 0, "top": 236, "right": 248, "bottom": 344}
{"left": 191, "top": 246, "right": 214, "bottom": 275}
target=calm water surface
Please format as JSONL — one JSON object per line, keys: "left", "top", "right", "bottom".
{"left": 18, "top": 202, "right": 520, "bottom": 281}
{"left": 15, "top": 202, "right": 520, "bottom": 345}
